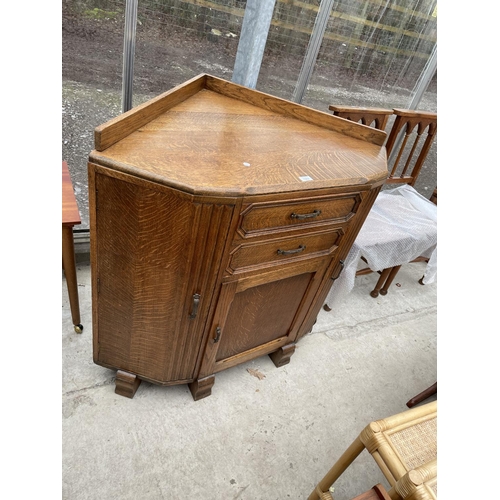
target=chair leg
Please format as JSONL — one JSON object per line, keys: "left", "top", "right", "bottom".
{"left": 308, "top": 436, "right": 365, "bottom": 500}
{"left": 370, "top": 268, "right": 392, "bottom": 298}
{"left": 380, "top": 265, "right": 402, "bottom": 296}
{"left": 406, "top": 382, "right": 437, "bottom": 408}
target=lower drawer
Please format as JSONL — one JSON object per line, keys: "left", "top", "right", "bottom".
{"left": 227, "top": 228, "right": 343, "bottom": 273}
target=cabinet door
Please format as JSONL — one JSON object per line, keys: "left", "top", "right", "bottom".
{"left": 197, "top": 258, "right": 332, "bottom": 377}
{"left": 92, "top": 169, "right": 233, "bottom": 384}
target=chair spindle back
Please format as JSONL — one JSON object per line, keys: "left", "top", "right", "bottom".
{"left": 385, "top": 109, "right": 437, "bottom": 187}
{"left": 328, "top": 105, "right": 393, "bottom": 131}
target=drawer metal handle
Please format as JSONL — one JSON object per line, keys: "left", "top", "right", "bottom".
{"left": 331, "top": 260, "right": 345, "bottom": 281}
{"left": 290, "top": 210, "right": 321, "bottom": 220}
{"left": 189, "top": 293, "right": 201, "bottom": 319}
{"left": 277, "top": 245, "right": 306, "bottom": 256}
{"left": 214, "top": 326, "right": 222, "bottom": 343}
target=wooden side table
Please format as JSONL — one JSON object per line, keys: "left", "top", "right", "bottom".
{"left": 62, "top": 161, "right": 83, "bottom": 333}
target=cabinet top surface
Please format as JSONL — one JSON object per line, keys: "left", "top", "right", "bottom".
{"left": 90, "top": 75, "right": 387, "bottom": 196}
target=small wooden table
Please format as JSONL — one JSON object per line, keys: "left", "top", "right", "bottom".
{"left": 62, "top": 161, "right": 83, "bottom": 333}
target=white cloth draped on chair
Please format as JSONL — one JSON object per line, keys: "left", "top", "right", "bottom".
{"left": 325, "top": 184, "right": 437, "bottom": 310}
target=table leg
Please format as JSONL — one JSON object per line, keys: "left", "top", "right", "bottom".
{"left": 62, "top": 225, "right": 83, "bottom": 333}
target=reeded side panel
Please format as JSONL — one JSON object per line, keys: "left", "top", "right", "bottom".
{"left": 93, "top": 171, "right": 232, "bottom": 383}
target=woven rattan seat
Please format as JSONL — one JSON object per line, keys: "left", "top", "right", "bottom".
{"left": 309, "top": 401, "right": 437, "bottom": 500}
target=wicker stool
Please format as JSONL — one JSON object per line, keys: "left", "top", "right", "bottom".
{"left": 309, "top": 401, "right": 437, "bottom": 500}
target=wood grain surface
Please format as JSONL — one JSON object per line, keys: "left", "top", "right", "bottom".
{"left": 228, "top": 228, "right": 341, "bottom": 273}
{"left": 93, "top": 170, "right": 233, "bottom": 383}
{"left": 205, "top": 75, "right": 387, "bottom": 145}
{"left": 91, "top": 76, "right": 387, "bottom": 197}
{"left": 238, "top": 193, "right": 360, "bottom": 236}
{"left": 89, "top": 75, "right": 389, "bottom": 397}
{"left": 215, "top": 272, "right": 314, "bottom": 361}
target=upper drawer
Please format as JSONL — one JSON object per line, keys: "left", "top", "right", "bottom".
{"left": 237, "top": 193, "right": 362, "bottom": 238}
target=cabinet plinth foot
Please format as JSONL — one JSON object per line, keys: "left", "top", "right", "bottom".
{"left": 115, "top": 370, "right": 142, "bottom": 399}
{"left": 189, "top": 375, "right": 215, "bottom": 401}
{"left": 269, "top": 344, "right": 296, "bottom": 368}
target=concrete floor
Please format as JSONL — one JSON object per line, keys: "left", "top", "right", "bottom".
{"left": 62, "top": 260, "right": 437, "bottom": 500}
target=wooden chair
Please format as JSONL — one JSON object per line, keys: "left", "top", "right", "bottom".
{"left": 382, "top": 109, "right": 437, "bottom": 187}
{"left": 62, "top": 161, "right": 83, "bottom": 333}
{"left": 324, "top": 107, "right": 437, "bottom": 304}
{"left": 309, "top": 401, "right": 437, "bottom": 500}
{"left": 329, "top": 105, "right": 393, "bottom": 131}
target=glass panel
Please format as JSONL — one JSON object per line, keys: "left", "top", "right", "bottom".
{"left": 63, "top": 0, "right": 437, "bottom": 230}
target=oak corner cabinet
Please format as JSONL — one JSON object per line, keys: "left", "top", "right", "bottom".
{"left": 88, "top": 74, "right": 388, "bottom": 400}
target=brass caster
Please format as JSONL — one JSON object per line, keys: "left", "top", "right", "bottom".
{"left": 74, "top": 324, "right": 83, "bottom": 334}
{"left": 380, "top": 290, "right": 387, "bottom": 296}
{"left": 323, "top": 304, "right": 332, "bottom": 312}
{"left": 370, "top": 290, "right": 379, "bottom": 298}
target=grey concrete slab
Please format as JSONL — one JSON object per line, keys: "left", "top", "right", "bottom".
{"left": 62, "top": 262, "right": 436, "bottom": 500}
